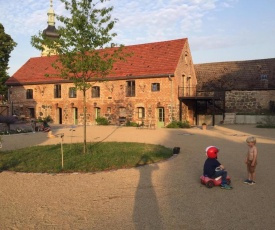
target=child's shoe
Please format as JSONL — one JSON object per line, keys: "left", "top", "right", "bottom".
{"left": 220, "top": 184, "right": 232, "bottom": 190}
{"left": 243, "top": 179, "right": 251, "bottom": 184}
{"left": 249, "top": 181, "right": 256, "bottom": 185}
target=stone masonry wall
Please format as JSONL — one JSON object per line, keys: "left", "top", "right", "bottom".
{"left": 174, "top": 41, "right": 197, "bottom": 124}
{"left": 8, "top": 77, "right": 180, "bottom": 127}
{"left": 225, "top": 90, "right": 275, "bottom": 113}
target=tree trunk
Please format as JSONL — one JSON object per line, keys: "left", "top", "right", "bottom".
{"left": 83, "top": 89, "right": 87, "bottom": 154}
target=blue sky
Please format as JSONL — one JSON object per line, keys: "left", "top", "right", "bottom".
{"left": 0, "top": 0, "right": 275, "bottom": 76}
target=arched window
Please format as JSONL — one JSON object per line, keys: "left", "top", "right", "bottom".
{"left": 137, "top": 107, "right": 145, "bottom": 119}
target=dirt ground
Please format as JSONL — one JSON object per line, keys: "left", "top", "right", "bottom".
{"left": 0, "top": 124, "right": 275, "bottom": 229}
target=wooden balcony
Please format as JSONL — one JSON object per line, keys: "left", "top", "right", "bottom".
{"left": 178, "top": 87, "right": 224, "bottom": 100}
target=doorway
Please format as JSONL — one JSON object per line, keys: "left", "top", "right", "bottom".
{"left": 95, "top": 107, "right": 101, "bottom": 121}
{"left": 28, "top": 108, "right": 35, "bottom": 118}
{"left": 73, "top": 107, "right": 78, "bottom": 125}
{"left": 57, "top": 107, "right": 62, "bottom": 124}
{"left": 157, "top": 107, "right": 165, "bottom": 128}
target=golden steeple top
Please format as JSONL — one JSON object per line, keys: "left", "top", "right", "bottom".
{"left": 47, "top": 0, "right": 55, "bottom": 26}
{"left": 42, "top": 0, "right": 59, "bottom": 56}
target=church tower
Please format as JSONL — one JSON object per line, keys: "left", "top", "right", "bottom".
{"left": 41, "top": 0, "right": 59, "bottom": 56}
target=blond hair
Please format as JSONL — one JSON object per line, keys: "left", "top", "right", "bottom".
{"left": 246, "top": 136, "right": 256, "bottom": 144}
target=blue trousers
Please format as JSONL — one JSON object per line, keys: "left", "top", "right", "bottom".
{"left": 214, "top": 170, "right": 227, "bottom": 185}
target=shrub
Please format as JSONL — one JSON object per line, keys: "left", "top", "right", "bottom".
{"left": 256, "top": 116, "right": 275, "bottom": 128}
{"left": 166, "top": 120, "right": 191, "bottom": 128}
{"left": 0, "top": 115, "right": 17, "bottom": 131}
{"left": 37, "top": 115, "right": 53, "bottom": 123}
{"left": 126, "top": 120, "right": 138, "bottom": 127}
{"left": 166, "top": 121, "right": 178, "bottom": 128}
{"left": 178, "top": 121, "right": 191, "bottom": 128}
{"left": 96, "top": 117, "right": 109, "bottom": 125}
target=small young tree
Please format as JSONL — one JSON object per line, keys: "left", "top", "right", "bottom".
{"left": 31, "top": 0, "right": 127, "bottom": 154}
{"left": 0, "top": 23, "right": 17, "bottom": 99}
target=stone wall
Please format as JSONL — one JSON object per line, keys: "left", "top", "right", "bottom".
{"left": 8, "top": 77, "right": 180, "bottom": 127}
{"left": 225, "top": 90, "right": 275, "bottom": 113}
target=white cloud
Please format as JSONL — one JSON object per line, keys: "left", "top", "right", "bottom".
{"left": 0, "top": 0, "right": 222, "bottom": 43}
{"left": 1, "top": 0, "right": 273, "bottom": 75}
{"left": 109, "top": 0, "right": 220, "bottom": 45}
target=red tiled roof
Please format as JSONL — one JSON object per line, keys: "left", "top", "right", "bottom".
{"left": 6, "top": 38, "right": 187, "bottom": 85}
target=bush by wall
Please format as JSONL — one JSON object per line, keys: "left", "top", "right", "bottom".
{"left": 166, "top": 120, "right": 191, "bottom": 128}
{"left": 256, "top": 116, "right": 275, "bottom": 128}
{"left": 96, "top": 117, "right": 109, "bottom": 125}
{"left": 125, "top": 120, "right": 138, "bottom": 127}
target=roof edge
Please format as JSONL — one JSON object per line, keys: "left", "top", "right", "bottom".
{"left": 195, "top": 57, "right": 275, "bottom": 66}
{"left": 6, "top": 73, "right": 175, "bottom": 86}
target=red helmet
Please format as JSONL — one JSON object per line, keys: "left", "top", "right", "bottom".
{"left": 205, "top": 146, "right": 219, "bottom": 158}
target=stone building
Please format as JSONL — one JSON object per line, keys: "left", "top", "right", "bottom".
{"left": 194, "top": 58, "right": 275, "bottom": 117}
{"left": 5, "top": 38, "right": 197, "bottom": 127}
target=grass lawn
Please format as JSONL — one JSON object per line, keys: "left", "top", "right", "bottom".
{"left": 0, "top": 142, "right": 173, "bottom": 173}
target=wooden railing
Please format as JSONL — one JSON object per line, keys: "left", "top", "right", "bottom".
{"left": 178, "top": 87, "right": 225, "bottom": 99}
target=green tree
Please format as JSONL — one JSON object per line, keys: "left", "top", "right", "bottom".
{"left": 31, "top": 0, "right": 127, "bottom": 154}
{"left": 0, "top": 23, "right": 17, "bottom": 101}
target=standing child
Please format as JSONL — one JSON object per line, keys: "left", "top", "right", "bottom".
{"left": 244, "top": 136, "right": 258, "bottom": 185}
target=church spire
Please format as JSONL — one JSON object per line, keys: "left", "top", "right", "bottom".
{"left": 43, "top": 0, "right": 58, "bottom": 39}
{"left": 42, "top": 0, "right": 59, "bottom": 56}
{"left": 48, "top": 0, "right": 55, "bottom": 26}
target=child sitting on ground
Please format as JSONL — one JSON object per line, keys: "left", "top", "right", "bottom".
{"left": 203, "top": 146, "right": 232, "bottom": 190}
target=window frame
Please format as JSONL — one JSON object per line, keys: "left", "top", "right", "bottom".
{"left": 137, "top": 107, "right": 145, "bottom": 119}
{"left": 92, "top": 86, "right": 100, "bottom": 98}
{"left": 126, "top": 81, "right": 135, "bottom": 97}
{"left": 260, "top": 74, "right": 268, "bottom": 81}
{"left": 69, "top": 87, "right": 77, "bottom": 98}
{"left": 26, "top": 89, "right": 33, "bottom": 99}
{"left": 151, "top": 83, "right": 160, "bottom": 92}
{"left": 119, "top": 107, "right": 126, "bottom": 117}
{"left": 54, "top": 84, "right": 62, "bottom": 98}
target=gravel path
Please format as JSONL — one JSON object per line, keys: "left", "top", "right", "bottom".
{"left": 0, "top": 125, "right": 275, "bottom": 229}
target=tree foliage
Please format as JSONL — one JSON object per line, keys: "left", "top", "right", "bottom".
{"left": 31, "top": 0, "right": 126, "bottom": 88}
{"left": 31, "top": 0, "right": 128, "bottom": 153}
{"left": 0, "top": 23, "right": 17, "bottom": 99}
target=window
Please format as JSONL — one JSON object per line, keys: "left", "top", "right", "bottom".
{"left": 54, "top": 84, "right": 61, "bottom": 98}
{"left": 260, "top": 74, "right": 268, "bottom": 80}
{"left": 137, "top": 107, "right": 145, "bottom": 119}
{"left": 69, "top": 87, "right": 77, "bottom": 98}
{"left": 92, "top": 86, "right": 100, "bottom": 98}
{"left": 26, "top": 89, "right": 33, "bottom": 99}
{"left": 151, "top": 83, "right": 160, "bottom": 92}
{"left": 126, "top": 81, "right": 135, "bottom": 97}
{"left": 119, "top": 107, "right": 126, "bottom": 117}
{"left": 185, "top": 52, "right": 188, "bottom": 64}
{"left": 28, "top": 108, "right": 35, "bottom": 118}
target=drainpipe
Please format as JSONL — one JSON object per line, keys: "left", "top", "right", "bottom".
{"left": 168, "top": 75, "right": 173, "bottom": 121}
{"left": 8, "top": 87, "right": 12, "bottom": 115}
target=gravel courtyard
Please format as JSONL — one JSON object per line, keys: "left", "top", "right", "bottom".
{"left": 0, "top": 124, "right": 274, "bottom": 229}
